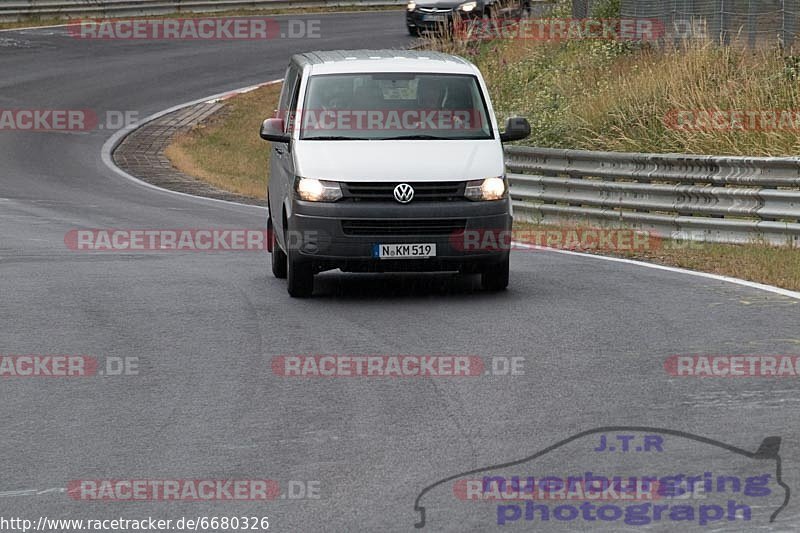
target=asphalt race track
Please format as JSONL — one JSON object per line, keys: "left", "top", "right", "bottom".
{"left": 1, "top": 12, "right": 800, "bottom": 532}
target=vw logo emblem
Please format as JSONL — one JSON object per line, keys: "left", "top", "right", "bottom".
{"left": 393, "top": 183, "right": 414, "bottom": 204}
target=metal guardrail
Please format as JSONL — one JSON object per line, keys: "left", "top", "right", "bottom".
{"left": 0, "top": 0, "right": 403, "bottom": 22}
{"left": 506, "top": 146, "right": 800, "bottom": 246}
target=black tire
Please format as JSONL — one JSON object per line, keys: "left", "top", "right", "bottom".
{"left": 269, "top": 217, "right": 287, "bottom": 279}
{"left": 287, "top": 255, "right": 314, "bottom": 298}
{"left": 481, "top": 256, "right": 510, "bottom": 291}
{"left": 407, "top": 25, "right": 420, "bottom": 36}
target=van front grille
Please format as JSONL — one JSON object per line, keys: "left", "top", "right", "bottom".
{"left": 341, "top": 219, "right": 466, "bottom": 236}
{"left": 341, "top": 182, "right": 465, "bottom": 202}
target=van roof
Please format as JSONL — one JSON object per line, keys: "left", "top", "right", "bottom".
{"left": 291, "top": 49, "right": 478, "bottom": 75}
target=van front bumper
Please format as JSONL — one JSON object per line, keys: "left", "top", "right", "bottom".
{"left": 284, "top": 198, "right": 511, "bottom": 273}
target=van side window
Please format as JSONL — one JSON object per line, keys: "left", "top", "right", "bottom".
{"left": 286, "top": 76, "right": 302, "bottom": 133}
{"left": 277, "top": 66, "right": 299, "bottom": 129}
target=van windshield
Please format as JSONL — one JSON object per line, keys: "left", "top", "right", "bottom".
{"left": 299, "top": 73, "right": 494, "bottom": 141}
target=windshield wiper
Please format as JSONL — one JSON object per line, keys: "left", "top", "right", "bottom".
{"left": 303, "top": 136, "right": 371, "bottom": 141}
{"left": 388, "top": 135, "right": 449, "bottom": 140}
{"left": 303, "top": 135, "right": 455, "bottom": 141}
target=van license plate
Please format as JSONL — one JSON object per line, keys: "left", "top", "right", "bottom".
{"left": 374, "top": 243, "right": 436, "bottom": 259}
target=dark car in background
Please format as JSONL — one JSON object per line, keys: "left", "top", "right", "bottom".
{"left": 405, "top": 0, "right": 529, "bottom": 36}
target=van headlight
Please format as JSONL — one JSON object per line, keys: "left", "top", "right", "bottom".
{"left": 458, "top": 1, "right": 477, "bottom": 11}
{"left": 295, "top": 178, "right": 343, "bottom": 202}
{"left": 465, "top": 177, "right": 507, "bottom": 201}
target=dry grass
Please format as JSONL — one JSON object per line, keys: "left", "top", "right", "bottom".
{"left": 420, "top": 10, "right": 800, "bottom": 155}
{"left": 165, "top": 82, "right": 282, "bottom": 198}
{"left": 515, "top": 222, "right": 800, "bottom": 291}
{"left": 615, "top": 239, "right": 800, "bottom": 291}
{"left": 569, "top": 43, "right": 800, "bottom": 155}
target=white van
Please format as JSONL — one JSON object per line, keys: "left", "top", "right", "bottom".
{"left": 261, "top": 50, "right": 530, "bottom": 297}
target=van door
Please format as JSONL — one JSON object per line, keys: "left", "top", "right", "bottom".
{"left": 269, "top": 65, "right": 301, "bottom": 247}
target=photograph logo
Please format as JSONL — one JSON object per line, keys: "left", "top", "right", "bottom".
{"left": 413, "top": 427, "right": 789, "bottom": 529}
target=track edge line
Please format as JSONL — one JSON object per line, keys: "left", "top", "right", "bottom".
{"left": 99, "top": 79, "right": 283, "bottom": 212}
{"left": 513, "top": 242, "right": 800, "bottom": 300}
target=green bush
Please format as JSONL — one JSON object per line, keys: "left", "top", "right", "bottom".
{"left": 591, "top": 0, "right": 621, "bottom": 19}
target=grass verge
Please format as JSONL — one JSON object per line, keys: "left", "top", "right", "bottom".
{"left": 164, "top": 82, "right": 281, "bottom": 198}
{"left": 515, "top": 222, "right": 800, "bottom": 291}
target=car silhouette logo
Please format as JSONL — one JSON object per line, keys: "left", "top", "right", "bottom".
{"left": 394, "top": 183, "right": 414, "bottom": 204}
{"left": 413, "top": 426, "right": 790, "bottom": 529}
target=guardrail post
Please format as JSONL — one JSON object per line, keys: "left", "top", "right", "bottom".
{"left": 719, "top": 0, "right": 730, "bottom": 45}
{"left": 747, "top": 0, "right": 757, "bottom": 48}
{"left": 572, "top": 0, "right": 587, "bottom": 19}
{"left": 783, "top": 0, "right": 798, "bottom": 49}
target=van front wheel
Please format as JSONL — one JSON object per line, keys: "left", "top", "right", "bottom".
{"left": 480, "top": 257, "right": 509, "bottom": 291}
{"left": 269, "top": 217, "right": 287, "bottom": 279}
{"left": 287, "top": 256, "right": 314, "bottom": 298}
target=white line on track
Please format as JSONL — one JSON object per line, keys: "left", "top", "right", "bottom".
{"left": 514, "top": 242, "right": 800, "bottom": 300}
{"left": 100, "top": 80, "right": 282, "bottom": 212}
{"left": 0, "top": 487, "right": 64, "bottom": 498}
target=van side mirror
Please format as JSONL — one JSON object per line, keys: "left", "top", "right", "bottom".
{"left": 260, "top": 118, "right": 290, "bottom": 143}
{"left": 500, "top": 117, "right": 531, "bottom": 143}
